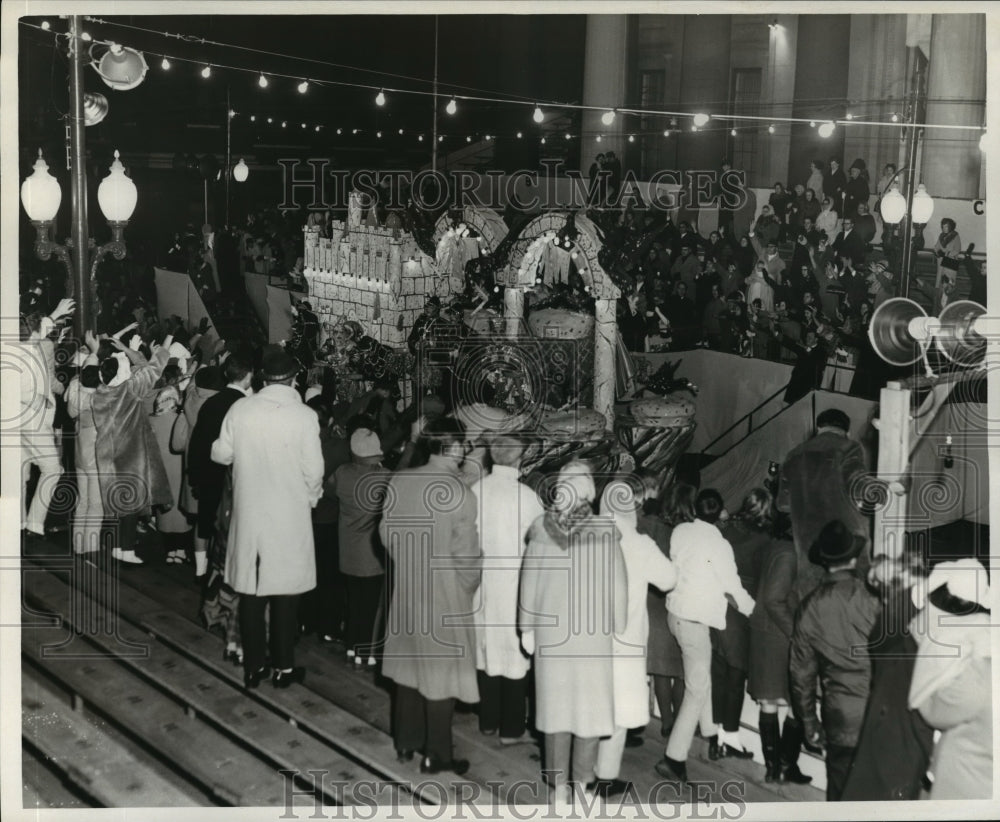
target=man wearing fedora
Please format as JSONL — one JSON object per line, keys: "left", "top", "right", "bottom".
{"left": 212, "top": 344, "right": 323, "bottom": 689}
{"left": 789, "top": 519, "right": 881, "bottom": 801}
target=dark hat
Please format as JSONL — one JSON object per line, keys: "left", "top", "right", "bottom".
{"left": 260, "top": 344, "right": 299, "bottom": 382}
{"left": 425, "top": 296, "right": 441, "bottom": 307}
{"left": 849, "top": 158, "right": 867, "bottom": 171}
{"left": 809, "top": 519, "right": 867, "bottom": 568}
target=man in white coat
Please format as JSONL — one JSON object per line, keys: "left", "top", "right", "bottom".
{"left": 212, "top": 344, "right": 323, "bottom": 689}
{"left": 470, "top": 435, "right": 544, "bottom": 744}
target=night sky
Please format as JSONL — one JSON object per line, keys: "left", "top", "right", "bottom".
{"left": 19, "top": 13, "right": 588, "bottom": 171}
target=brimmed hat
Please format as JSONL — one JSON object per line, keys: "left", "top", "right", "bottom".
{"left": 809, "top": 519, "right": 867, "bottom": 568}
{"left": 260, "top": 344, "right": 298, "bottom": 382}
{"left": 350, "top": 428, "right": 383, "bottom": 459}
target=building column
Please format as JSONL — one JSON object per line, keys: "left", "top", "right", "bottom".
{"left": 581, "top": 14, "right": 628, "bottom": 174}
{"left": 593, "top": 298, "right": 617, "bottom": 431}
{"left": 503, "top": 287, "right": 524, "bottom": 338}
{"left": 843, "top": 15, "right": 908, "bottom": 181}
{"left": 922, "top": 14, "right": 986, "bottom": 199}
{"left": 762, "top": 15, "right": 797, "bottom": 185}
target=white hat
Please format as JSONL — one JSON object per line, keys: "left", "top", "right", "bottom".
{"left": 927, "top": 558, "right": 991, "bottom": 609}
{"left": 350, "top": 429, "right": 383, "bottom": 459}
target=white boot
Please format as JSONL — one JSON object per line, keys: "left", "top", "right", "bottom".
{"left": 194, "top": 551, "right": 208, "bottom": 577}
{"left": 112, "top": 547, "right": 144, "bottom": 565}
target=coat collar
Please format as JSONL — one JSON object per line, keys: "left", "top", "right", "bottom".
{"left": 258, "top": 383, "right": 302, "bottom": 403}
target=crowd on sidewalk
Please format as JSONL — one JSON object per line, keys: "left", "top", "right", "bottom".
{"left": 18, "top": 283, "right": 992, "bottom": 807}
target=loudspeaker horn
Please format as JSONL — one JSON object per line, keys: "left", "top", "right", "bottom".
{"left": 935, "top": 300, "right": 987, "bottom": 367}
{"left": 869, "top": 298, "right": 938, "bottom": 366}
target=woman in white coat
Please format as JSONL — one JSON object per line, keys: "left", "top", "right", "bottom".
{"left": 66, "top": 364, "right": 103, "bottom": 554}
{"left": 594, "top": 475, "right": 677, "bottom": 797}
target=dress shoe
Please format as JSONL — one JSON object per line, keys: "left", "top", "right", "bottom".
{"left": 591, "top": 778, "right": 631, "bottom": 798}
{"left": 780, "top": 764, "right": 813, "bottom": 784}
{"left": 112, "top": 547, "right": 144, "bottom": 565}
{"left": 625, "top": 733, "right": 645, "bottom": 748}
{"left": 420, "top": 756, "right": 470, "bottom": 776}
{"left": 708, "top": 735, "right": 722, "bottom": 760}
{"left": 396, "top": 748, "right": 415, "bottom": 763}
{"left": 654, "top": 756, "right": 687, "bottom": 783}
{"left": 272, "top": 666, "right": 306, "bottom": 688}
{"left": 720, "top": 744, "right": 755, "bottom": 760}
{"left": 243, "top": 666, "right": 270, "bottom": 689}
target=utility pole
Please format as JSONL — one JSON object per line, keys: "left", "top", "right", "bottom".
{"left": 432, "top": 16, "right": 439, "bottom": 173}
{"left": 67, "top": 15, "right": 91, "bottom": 335}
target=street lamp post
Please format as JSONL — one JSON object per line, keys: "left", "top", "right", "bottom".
{"left": 21, "top": 149, "right": 138, "bottom": 338}
{"left": 19, "top": 15, "right": 145, "bottom": 337}
{"left": 879, "top": 169, "right": 934, "bottom": 301}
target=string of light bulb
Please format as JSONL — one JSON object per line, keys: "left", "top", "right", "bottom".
{"left": 19, "top": 19, "right": 987, "bottom": 137}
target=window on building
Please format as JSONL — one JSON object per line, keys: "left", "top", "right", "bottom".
{"left": 731, "top": 68, "right": 762, "bottom": 183}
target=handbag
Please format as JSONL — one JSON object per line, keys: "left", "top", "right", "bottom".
{"left": 941, "top": 256, "right": 961, "bottom": 272}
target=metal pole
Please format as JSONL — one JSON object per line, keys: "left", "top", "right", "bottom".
{"left": 225, "top": 86, "right": 231, "bottom": 228}
{"left": 432, "top": 16, "right": 439, "bottom": 172}
{"left": 899, "top": 52, "right": 925, "bottom": 301}
{"left": 68, "top": 15, "right": 91, "bottom": 336}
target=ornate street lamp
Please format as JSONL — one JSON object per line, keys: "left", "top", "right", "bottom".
{"left": 19, "top": 15, "right": 146, "bottom": 334}
{"left": 878, "top": 168, "right": 936, "bottom": 298}
{"left": 21, "top": 149, "right": 138, "bottom": 331}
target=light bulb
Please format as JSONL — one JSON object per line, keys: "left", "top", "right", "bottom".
{"left": 336, "top": 128, "right": 342, "bottom": 135}
{"left": 691, "top": 125, "right": 698, "bottom": 132}
{"left": 596, "top": 135, "right": 602, "bottom": 143}
{"left": 533, "top": 106, "right": 544, "bottom": 123}
{"left": 446, "top": 98, "right": 457, "bottom": 115}
{"left": 565, "top": 133, "right": 571, "bottom": 140}
{"left": 376, "top": 131, "right": 382, "bottom": 138}
{"left": 375, "top": 90, "right": 386, "bottom": 106}
{"left": 731, "top": 128, "right": 737, "bottom": 136}
{"left": 516, "top": 132, "right": 523, "bottom": 139}
{"left": 818, "top": 121, "right": 835, "bottom": 138}
{"left": 258, "top": 73, "right": 269, "bottom": 88}
{"left": 201, "top": 65, "right": 212, "bottom": 78}
{"left": 601, "top": 110, "right": 615, "bottom": 126}
{"left": 692, "top": 113, "right": 710, "bottom": 127}
{"left": 161, "top": 56, "right": 171, "bottom": 70}
{"left": 81, "top": 31, "right": 92, "bottom": 42}
{"left": 40, "top": 20, "right": 50, "bottom": 30}
{"left": 300, "top": 123, "right": 306, "bottom": 129}
{"left": 628, "top": 134, "right": 635, "bottom": 143}
{"left": 398, "top": 128, "right": 404, "bottom": 135}
{"left": 418, "top": 135, "right": 424, "bottom": 142}
{"left": 228, "top": 109, "right": 236, "bottom": 119}
{"left": 281, "top": 121, "right": 287, "bottom": 128}
{"left": 298, "top": 79, "right": 310, "bottom": 94}
{"left": 438, "top": 135, "right": 444, "bottom": 142}
{"left": 315, "top": 125, "right": 321, "bottom": 132}
{"left": 353, "top": 128, "right": 358, "bottom": 135}
{"left": 250, "top": 115, "right": 256, "bottom": 122}
{"left": 267, "top": 117, "right": 273, "bottom": 124}
{"left": 540, "top": 137, "right": 546, "bottom": 144}
{"left": 485, "top": 134, "right": 492, "bottom": 141}
{"left": 890, "top": 112, "right": 899, "bottom": 123}
{"left": 846, "top": 112, "right": 854, "bottom": 121}
{"left": 663, "top": 130, "right": 670, "bottom": 137}
{"left": 768, "top": 124, "right": 775, "bottom": 134}
{"left": 809, "top": 121, "right": 816, "bottom": 128}
{"left": 466, "top": 136, "right": 472, "bottom": 142}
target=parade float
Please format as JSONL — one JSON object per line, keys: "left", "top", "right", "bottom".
{"left": 302, "top": 202, "right": 697, "bottom": 492}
